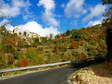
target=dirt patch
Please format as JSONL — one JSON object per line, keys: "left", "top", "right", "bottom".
{"left": 71, "top": 61, "right": 112, "bottom": 84}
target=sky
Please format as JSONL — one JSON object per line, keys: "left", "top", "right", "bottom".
{"left": 0, "top": 0, "right": 108, "bottom": 36}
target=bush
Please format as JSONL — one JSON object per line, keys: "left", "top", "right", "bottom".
{"left": 71, "top": 32, "right": 82, "bottom": 39}
{"left": 18, "top": 58, "right": 29, "bottom": 67}
{"left": 70, "top": 41, "right": 79, "bottom": 49}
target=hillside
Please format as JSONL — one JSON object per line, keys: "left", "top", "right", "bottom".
{"left": 0, "top": 24, "right": 107, "bottom": 69}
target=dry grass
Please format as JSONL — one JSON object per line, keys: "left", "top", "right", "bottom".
{"left": 71, "top": 60, "right": 112, "bottom": 84}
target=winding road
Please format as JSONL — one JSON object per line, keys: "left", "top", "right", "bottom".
{"left": 0, "top": 67, "right": 76, "bottom": 84}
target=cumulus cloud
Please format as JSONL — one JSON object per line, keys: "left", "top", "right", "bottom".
{"left": 5, "top": 24, "right": 15, "bottom": 31}
{"left": 22, "top": 7, "right": 36, "bottom": 20}
{"left": 87, "top": 20, "right": 101, "bottom": 26}
{"left": 86, "top": 19, "right": 103, "bottom": 27}
{"left": 37, "top": 0, "right": 59, "bottom": 27}
{"left": 83, "top": 4, "right": 107, "bottom": 22}
{"left": 0, "top": 0, "right": 31, "bottom": 18}
{"left": 0, "top": 20, "right": 59, "bottom": 37}
{"left": 10, "top": 21, "right": 59, "bottom": 37}
{"left": 0, "top": 19, "right": 15, "bottom": 31}
{"left": 65, "top": 0, "right": 86, "bottom": 18}
{"left": 0, "top": 19, "right": 10, "bottom": 26}
{"left": 38, "top": 0, "right": 55, "bottom": 11}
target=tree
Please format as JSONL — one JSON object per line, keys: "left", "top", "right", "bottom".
{"left": 71, "top": 32, "right": 82, "bottom": 39}
{"left": 102, "top": 0, "right": 112, "bottom": 59}
{"left": 103, "top": 0, "right": 112, "bottom": 4}
{"left": 23, "top": 31, "right": 27, "bottom": 37}
{"left": 66, "top": 30, "right": 70, "bottom": 35}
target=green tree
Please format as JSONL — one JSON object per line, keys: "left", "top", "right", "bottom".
{"left": 23, "top": 31, "right": 27, "bottom": 37}
{"left": 66, "top": 30, "right": 70, "bottom": 35}
{"left": 102, "top": 0, "right": 112, "bottom": 59}
{"left": 103, "top": 0, "right": 112, "bottom": 4}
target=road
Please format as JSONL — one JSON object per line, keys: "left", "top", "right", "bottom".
{"left": 0, "top": 67, "right": 76, "bottom": 84}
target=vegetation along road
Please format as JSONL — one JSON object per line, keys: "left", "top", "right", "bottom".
{"left": 0, "top": 67, "right": 75, "bottom": 84}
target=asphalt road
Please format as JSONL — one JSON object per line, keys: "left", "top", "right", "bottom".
{"left": 0, "top": 67, "right": 76, "bottom": 84}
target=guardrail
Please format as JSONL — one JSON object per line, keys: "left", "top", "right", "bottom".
{"left": 0, "top": 61, "right": 71, "bottom": 73}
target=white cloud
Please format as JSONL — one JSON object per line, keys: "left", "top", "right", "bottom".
{"left": 83, "top": 4, "right": 107, "bottom": 22}
{"left": 86, "top": 19, "right": 102, "bottom": 27}
{"left": 65, "top": 0, "right": 86, "bottom": 18}
{"left": 0, "top": 19, "right": 10, "bottom": 26}
{"left": 8, "top": 21, "right": 59, "bottom": 37}
{"left": 61, "top": 4, "right": 65, "bottom": 8}
{"left": 0, "top": 19, "right": 15, "bottom": 31}
{"left": 42, "top": 12, "right": 59, "bottom": 27}
{"left": 0, "top": 0, "right": 31, "bottom": 18}
{"left": 23, "top": 7, "right": 36, "bottom": 20}
{"left": 37, "top": 0, "right": 55, "bottom": 11}
{"left": 5, "top": 24, "right": 15, "bottom": 31}
{"left": 37, "top": 0, "right": 59, "bottom": 27}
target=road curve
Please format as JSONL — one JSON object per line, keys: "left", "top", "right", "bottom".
{"left": 0, "top": 67, "right": 76, "bottom": 84}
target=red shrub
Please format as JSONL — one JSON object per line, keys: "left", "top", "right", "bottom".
{"left": 71, "top": 41, "right": 79, "bottom": 48}
{"left": 60, "top": 34, "right": 65, "bottom": 38}
{"left": 18, "top": 58, "right": 29, "bottom": 67}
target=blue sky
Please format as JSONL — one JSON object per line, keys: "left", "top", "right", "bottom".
{"left": 0, "top": 0, "right": 108, "bottom": 36}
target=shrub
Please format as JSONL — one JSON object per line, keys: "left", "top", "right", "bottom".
{"left": 79, "top": 52, "right": 88, "bottom": 59}
{"left": 71, "top": 32, "right": 82, "bottom": 39}
{"left": 70, "top": 41, "right": 79, "bottom": 49}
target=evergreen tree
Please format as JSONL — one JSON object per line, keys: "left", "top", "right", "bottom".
{"left": 102, "top": 0, "right": 112, "bottom": 59}
{"left": 103, "top": 0, "right": 112, "bottom": 4}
